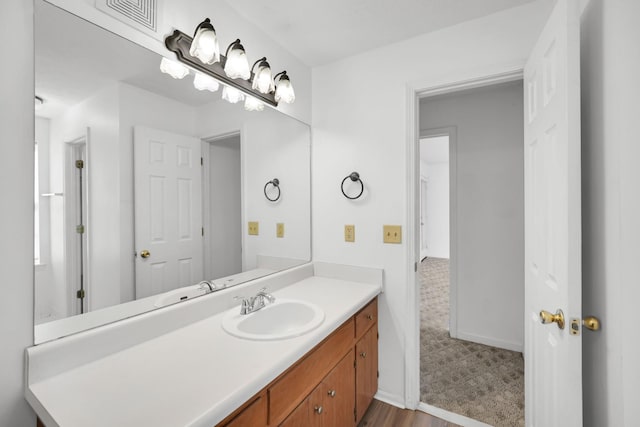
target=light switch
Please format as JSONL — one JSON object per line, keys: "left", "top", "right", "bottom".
{"left": 248, "top": 221, "right": 259, "bottom": 235}
{"left": 276, "top": 223, "right": 285, "bottom": 238}
{"left": 383, "top": 225, "right": 402, "bottom": 244}
{"left": 344, "top": 225, "right": 355, "bottom": 242}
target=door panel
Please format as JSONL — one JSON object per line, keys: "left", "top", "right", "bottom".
{"left": 134, "top": 126, "right": 203, "bottom": 298}
{"left": 523, "top": 0, "right": 582, "bottom": 425}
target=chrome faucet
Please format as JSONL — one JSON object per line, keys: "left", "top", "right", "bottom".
{"left": 236, "top": 288, "right": 275, "bottom": 315}
{"left": 198, "top": 280, "right": 216, "bottom": 292}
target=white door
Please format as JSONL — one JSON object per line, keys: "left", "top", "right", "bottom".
{"left": 134, "top": 126, "right": 203, "bottom": 299}
{"left": 524, "top": 1, "right": 582, "bottom": 425}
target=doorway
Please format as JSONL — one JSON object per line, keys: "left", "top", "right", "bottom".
{"left": 417, "top": 80, "right": 525, "bottom": 427}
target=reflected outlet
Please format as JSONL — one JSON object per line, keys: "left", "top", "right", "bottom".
{"left": 344, "top": 225, "right": 355, "bottom": 242}
{"left": 248, "top": 221, "right": 259, "bottom": 235}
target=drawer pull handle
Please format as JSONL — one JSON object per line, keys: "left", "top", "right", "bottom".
{"left": 366, "top": 314, "right": 373, "bottom": 320}
{"left": 328, "top": 390, "right": 336, "bottom": 397}
{"left": 360, "top": 351, "right": 367, "bottom": 358}
{"left": 314, "top": 405, "right": 323, "bottom": 414}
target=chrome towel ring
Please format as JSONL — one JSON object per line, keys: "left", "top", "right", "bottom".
{"left": 341, "top": 172, "right": 364, "bottom": 200}
{"left": 264, "top": 178, "right": 281, "bottom": 202}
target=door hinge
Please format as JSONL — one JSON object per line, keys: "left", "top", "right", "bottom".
{"left": 76, "top": 225, "right": 85, "bottom": 234}
{"left": 75, "top": 159, "right": 84, "bottom": 169}
{"left": 202, "top": 227, "right": 204, "bottom": 236}
{"left": 201, "top": 157, "right": 203, "bottom": 166}
{"left": 76, "top": 289, "right": 85, "bottom": 299}
{"left": 377, "top": 370, "right": 379, "bottom": 378}
{"left": 414, "top": 262, "right": 418, "bottom": 272}
{"left": 354, "top": 408, "right": 357, "bottom": 422}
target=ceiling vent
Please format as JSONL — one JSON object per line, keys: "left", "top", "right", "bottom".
{"left": 96, "top": 0, "right": 163, "bottom": 40}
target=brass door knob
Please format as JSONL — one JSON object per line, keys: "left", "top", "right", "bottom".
{"left": 360, "top": 351, "right": 367, "bottom": 358}
{"left": 540, "top": 309, "right": 565, "bottom": 329}
{"left": 314, "top": 406, "right": 323, "bottom": 414}
{"left": 140, "top": 250, "right": 150, "bottom": 259}
{"left": 327, "top": 390, "right": 336, "bottom": 397}
{"left": 583, "top": 316, "right": 601, "bottom": 331}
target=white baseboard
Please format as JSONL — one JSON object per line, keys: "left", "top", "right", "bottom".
{"left": 455, "top": 330, "right": 523, "bottom": 353}
{"left": 374, "top": 390, "right": 406, "bottom": 409}
{"left": 417, "top": 402, "right": 492, "bottom": 427}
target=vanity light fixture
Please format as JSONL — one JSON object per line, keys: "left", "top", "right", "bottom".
{"left": 160, "top": 57, "right": 189, "bottom": 79}
{"left": 193, "top": 72, "right": 220, "bottom": 92}
{"left": 244, "top": 96, "right": 265, "bottom": 112}
{"left": 224, "top": 39, "right": 251, "bottom": 80}
{"left": 222, "top": 85, "right": 245, "bottom": 104}
{"left": 250, "top": 57, "right": 275, "bottom": 94}
{"left": 274, "top": 71, "right": 296, "bottom": 104}
{"left": 189, "top": 18, "right": 220, "bottom": 65}
{"left": 164, "top": 19, "right": 296, "bottom": 107}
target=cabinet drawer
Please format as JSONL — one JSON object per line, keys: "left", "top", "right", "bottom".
{"left": 269, "top": 319, "right": 355, "bottom": 425}
{"left": 355, "top": 298, "right": 377, "bottom": 339}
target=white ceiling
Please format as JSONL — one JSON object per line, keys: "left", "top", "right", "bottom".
{"left": 220, "top": 0, "right": 537, "bottom": 67}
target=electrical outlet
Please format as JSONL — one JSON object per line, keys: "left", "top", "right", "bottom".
{"left": 248, "top": 221, "right": 259, "bottom": 235}
{"left": 344, "top": 225, "right": 355, "bottom": 242}
{"left": 383, "top": 225, "right": 402, "bottom": 244}
{"left": 276, "top": 223, "right": 285, "bottom": 238}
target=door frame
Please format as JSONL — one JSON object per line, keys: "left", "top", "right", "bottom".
{"left": 404, "top": 66, "right": 524, "bottom": 418}
{"left": 418, "top": 127, "right": 457, "bottom": 338}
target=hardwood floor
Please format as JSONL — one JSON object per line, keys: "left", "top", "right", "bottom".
{"left": 358, "top": 400, "right": 461, "bottom": 427}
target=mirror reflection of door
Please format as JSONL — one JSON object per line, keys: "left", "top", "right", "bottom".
{"left": 133, "top": 126, "right": 204, "bottom": 299}
{"left": 65, "top": 136, "right": 88, "bottom": 315}
{"left": 420, "top": 177, "right": 428, "bottom": 260}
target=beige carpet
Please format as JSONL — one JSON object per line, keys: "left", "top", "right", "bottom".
{"left": 419, "top": 258, "right": 524, "bottom": 427}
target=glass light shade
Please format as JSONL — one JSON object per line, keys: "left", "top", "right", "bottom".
{"left": 189, "top": 24, "right": 220, "bottom": 65}
{"left": 251, "top": 64, "right": 275, "bottom": 94}
{"left": 160, "top": 57, "right": 189, "bottom": 79}
{"left": 244, "top": 96, "right": 265, "bottom": 111}
{"left": 224, "top": 47, "right": 250, "bottom": 80}
{"left": 275, "top": 76, "right": 295, "bottom": 104}
{"left": 222, "top": 86, "right": 245, "bottom": 104}
{"left": 193, "top": 73, "right": 220, "bottom": 92}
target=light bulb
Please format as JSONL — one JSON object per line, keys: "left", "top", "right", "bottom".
{"left": 244, "top": 96, "right": 265, "bottom": 111}
{"left": 251, "top": 62, "right": 275, "bottom": 94}
{"left": 224, "top": 41, "right": 250, "bottom": 80}
{"left": 193, "top": 73, "right": 220, "bottom": 92}
{"left": 189, "top": 18, "right": 220, "bottom": 65}
{"left": 222, "top": 86, "right": 245, "bottom": 104}
{"left": 160, "top": 57, "right": 189, "bottom": 79}
{"left": 275, "top": 74, "right": 295, "bottom": 104}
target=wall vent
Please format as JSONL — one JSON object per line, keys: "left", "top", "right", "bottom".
{"left": 96, "top": 0, "right": 163, "bottom": 40}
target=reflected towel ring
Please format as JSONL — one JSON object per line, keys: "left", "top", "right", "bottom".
{"left": 264, "top": 178, "right": 281, "bottom": 202}
{"left": 341, "top": 172, "right": 364, "bottom": 200}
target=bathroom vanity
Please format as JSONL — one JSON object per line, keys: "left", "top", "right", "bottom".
{"left": 26, "top": 262, "right": 382, "bottom": 427}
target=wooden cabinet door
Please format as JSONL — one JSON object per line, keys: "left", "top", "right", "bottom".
{"left": 279, "top": 396, "right": 311, "bottom": 427}
{"left": 355, "top": 326, "right": 378, "bottom": 421}
{"left": 221, "top": 395, "right": 267, "bottom": 427}
{"left": 321, "top": 349, "right": 356, "bottom": 427}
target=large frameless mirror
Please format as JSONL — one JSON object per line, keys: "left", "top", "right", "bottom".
{"left": 34, "top": 0, "right": 311, "bottom": 344}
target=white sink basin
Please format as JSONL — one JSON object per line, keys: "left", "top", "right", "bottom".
{"left": 222, "top": 298, "right": 325, "bottom": 341}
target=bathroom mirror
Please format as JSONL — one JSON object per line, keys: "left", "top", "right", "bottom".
{"left": 34, "top": 0, "right": 311, "bottom": 344}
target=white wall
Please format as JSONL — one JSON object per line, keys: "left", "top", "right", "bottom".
{"left": 196, "top": 103, "right": 311, "bottom": 270}
{"left": 420, "top": 82, "right": 524, "bottom": 351}
{"left": 419, "top": 155, "right": 450, "bottom": 259}
{"left": 580, "top": 0, "right": 640, "bottom": 425}
{"left": 0, "top": 0, "right": 36, "bottom": 425}
{"left": 45, "top": 0, "right": 312, "bottom": 125}
{"left": 312, "top": 3, "right": 548, "bottom": 404}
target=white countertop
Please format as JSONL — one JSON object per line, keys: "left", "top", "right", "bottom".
{"left": 26, "top": 264, "right": 382, "bottom": 427}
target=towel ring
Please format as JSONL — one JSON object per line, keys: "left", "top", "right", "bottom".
{"left": 341, "top": 172, "right": 364, "bottom": 200}
{"left": 264, "top": 178, "right": 281, "bottom": 202}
